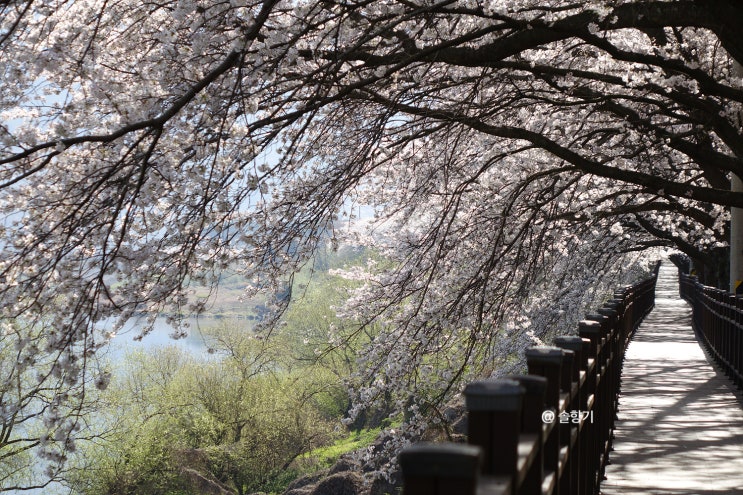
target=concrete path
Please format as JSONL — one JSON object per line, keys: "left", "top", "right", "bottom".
{"left": 601, "top": 262, "right": 743, "bottom": 495}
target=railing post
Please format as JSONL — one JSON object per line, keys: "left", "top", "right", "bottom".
{"left": 737, "top": 296, "right": 743, "bottom": 388}
{"left": 554, "top": 336, "right": 589, "bottom": 495}
{"left": 525, "top": 347, "right": 564, "bottom": 493}
{"left": 724, "top": 293, "right": 734, "bottom": 377}
{"left": 596, "top": 305, "right": 620, "bottom": 485}
{"left": 556, "top": 348, "right": 576, "bottom": 495}
{"left": 464, "top": 378, "right": 525, "bottom": 487}
{"left": 525, "top": 348, "right": 563, "bottom": 410}
{"left": 399, "top": 443, "right": 482, "bottom": 495}
{"left": 614, "top": 287, "right": 633, "bottom": 337}
{"left": 578, "top": 320, "right": 603, "bottom": 495}
{"left": 589, "top": 310, "right": 618, "bottom": 420}
{"left": 505, "top": 375, "right": 548, "bottom": 495}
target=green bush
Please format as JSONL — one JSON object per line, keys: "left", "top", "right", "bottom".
{"left": 69, "top": 340, "right": 338, "bottom": 495}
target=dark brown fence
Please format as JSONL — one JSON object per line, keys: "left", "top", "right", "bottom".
{"left": 679, "top": 272, "right": 743, "bottom": 388}
{"left": 399, "top": 263, "right": 660, "bottom": 495}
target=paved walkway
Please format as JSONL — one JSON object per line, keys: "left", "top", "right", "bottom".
{"left": 601, "top": 262, "right": 743, "bottom": 495}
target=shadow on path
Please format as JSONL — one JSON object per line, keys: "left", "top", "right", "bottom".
{"left": 601, "top": 263, "right": 743, "bottom": 495}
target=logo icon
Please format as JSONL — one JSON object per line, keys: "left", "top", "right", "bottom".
{"left": 541, "top": 410, "right": 556, "bottom": 424}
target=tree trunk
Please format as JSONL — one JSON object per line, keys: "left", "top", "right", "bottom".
{"left": 731, "top": 60, "right": 743, "bottom": 292}
{"left": 731, "top": 175, "right": 743, "bottom": 292}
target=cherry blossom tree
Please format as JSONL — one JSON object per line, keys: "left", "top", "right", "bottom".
{"left": 2, "top": 0, "right": 743, "bottom": 488}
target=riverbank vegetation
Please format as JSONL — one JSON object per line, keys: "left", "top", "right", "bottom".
{"left": 63, "top": 250, "right": 387, "bottom": 495}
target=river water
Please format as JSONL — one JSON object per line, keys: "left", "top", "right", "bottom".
{"left": 107, "top": 315, "right": 215, "bottom": 357}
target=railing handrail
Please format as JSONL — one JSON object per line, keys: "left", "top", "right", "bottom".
{"left": 399, "top": 261, "right": 661, "bottom": 495}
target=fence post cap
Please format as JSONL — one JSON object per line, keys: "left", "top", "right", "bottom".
{"left": 553, "top": 335, "right": 584, "bottom": 351}
{"left": 399, "top": 442, "right": 482, "bottom": 478}
{"left": 464, "top": 378, "right": 524, "bottom": 411}
{"left": 598, "top": 306, "right": 618, "bottom": 316}
{"left": 525, "top": 346, "right": 564, "bottom": 364}
{"left": 578, "top": 320, "right": 603, "bottom": 333}
{"left": 585, "top": 313, "right": 608, "bottom": 322}
{"left": 502, "top": 374, "right": 548, "bottom": 395}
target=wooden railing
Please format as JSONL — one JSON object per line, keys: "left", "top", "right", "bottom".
{"left": 399, "top": 263, "right": 660, "bottom": 495}
{"left": 679, "top": 272, "right": 743, "bottom": 388}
